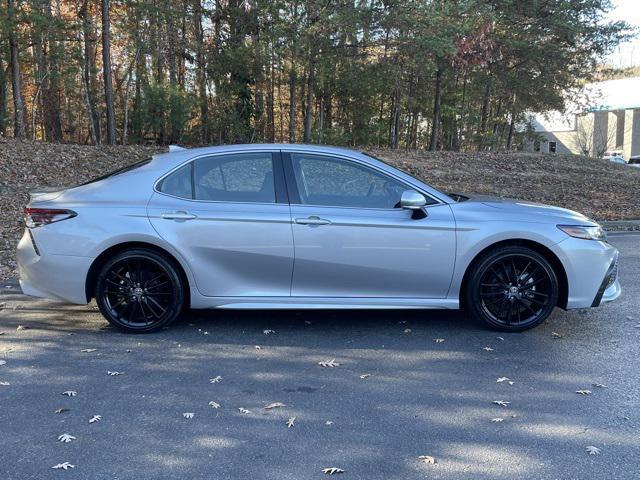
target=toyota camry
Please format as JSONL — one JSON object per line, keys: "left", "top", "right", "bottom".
{"left": 17, "top": 144, "right": 621, "bottom": 333}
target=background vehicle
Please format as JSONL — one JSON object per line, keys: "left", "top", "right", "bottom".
{"left": 17, "top": 145, "right": 621, "bottom": 333}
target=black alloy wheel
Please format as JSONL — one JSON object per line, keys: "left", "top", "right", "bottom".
{"left": 466, "top": 246, "right": 559, "bottom": 331}
{"left": 95, "top": 249, "right": 184, "bottom": 333}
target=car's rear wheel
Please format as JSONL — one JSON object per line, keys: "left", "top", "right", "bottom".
{"left": 95, "top": 249, "right": 184, "bottom": 333}
{"left": 465, "top": 246, "right": 559, "bottom": 331}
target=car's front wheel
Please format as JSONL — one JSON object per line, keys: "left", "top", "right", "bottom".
{"left": 95, "top": 249, "right": 185, "bottom": 333}
{"left": 465, "top": 246, "right": 559, "bottom": 331}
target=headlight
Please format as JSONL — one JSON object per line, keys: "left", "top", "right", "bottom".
{"left": 557, "top": 225, "right": 607, "bottom": 241}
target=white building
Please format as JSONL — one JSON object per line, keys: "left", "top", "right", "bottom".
{"left": 527, "top": 77, "right": 640, "bottom": 159}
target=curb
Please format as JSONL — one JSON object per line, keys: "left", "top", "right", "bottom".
{"left": 600, "top": 220, "right": 640, "bottom": 232}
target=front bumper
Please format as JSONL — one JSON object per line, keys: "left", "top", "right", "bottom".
{"left": 550, "top": 237, "right": 621, "bottom": 309}
{"left": 591, "top": 252, "right": 621, "bottom": 307}
{"left": 17, "top": 229, "right": 93, "bottom": 304}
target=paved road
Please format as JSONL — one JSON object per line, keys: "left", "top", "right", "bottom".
{"left": 0, "top": 234, "right": 639, "bottom": 480}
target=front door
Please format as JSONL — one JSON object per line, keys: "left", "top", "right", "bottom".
{"left": 285, "top": 152, "right": 456, "bottom": 298}
{"left": 147, "top": 151, "right": 294, "bottom": 297}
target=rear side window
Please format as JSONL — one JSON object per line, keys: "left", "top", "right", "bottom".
{"left": 158, "top": 164, "right": 192, "bottom": 199}
{"left": 193, "top": 153, "right": 275, "bottom": 203}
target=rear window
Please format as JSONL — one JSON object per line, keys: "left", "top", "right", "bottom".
{"left": 158, "top": 164, "right": 193, "bottom": 199}
{"left": 80, "top": 158, "right": 152, "bottom": 186}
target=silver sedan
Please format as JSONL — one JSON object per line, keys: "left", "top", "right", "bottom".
{"left": 17, "top": 144, "right": 621, "bottom": 333}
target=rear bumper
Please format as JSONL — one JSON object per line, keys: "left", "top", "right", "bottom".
{"left": 16, "top": 229, "right": 92, "bottom": 304}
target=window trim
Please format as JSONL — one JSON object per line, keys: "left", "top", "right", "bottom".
{"left": 282, "top": 151, "right": 441, "bottom": 211}
{"left": 154, "top": 150, "right": 287, "bottom": 205}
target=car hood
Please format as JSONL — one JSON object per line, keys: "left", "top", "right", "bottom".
{"left": 451, "top": 193, "right": 597, "bottom": 225}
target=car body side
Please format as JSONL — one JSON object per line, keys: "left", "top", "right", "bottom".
{"left": 17, "top": 144, "right": 620, "bottom": 311}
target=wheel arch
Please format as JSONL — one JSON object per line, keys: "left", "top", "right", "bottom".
{"left": 85, "top": 241, "right": 191, "bottom": 305}
{"left": 459, "top": 239, "right": 569, "bottom": 310}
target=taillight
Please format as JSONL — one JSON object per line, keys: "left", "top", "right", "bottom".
{"left": 24, "top": 208, "right": 76, "bottom": 228}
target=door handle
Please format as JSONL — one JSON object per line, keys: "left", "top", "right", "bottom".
{"left": 295, "top": 216, "right": 331, "bottom": 225}
{"left": 161, "top": 211, "right": 197, "bottom": 221}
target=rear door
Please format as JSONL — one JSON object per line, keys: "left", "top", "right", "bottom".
{"left": 284, "top": 152, "right": 456, "bottom": 298}
{"left": 147, "top": 151, "right": 294, "bottom": 297}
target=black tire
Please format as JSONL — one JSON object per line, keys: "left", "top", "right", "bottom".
{"left": 95, "top": 249, "right": 185, "bottom": 333}
{"left": 465, "top": 246, "right": 559, "bottom": 332}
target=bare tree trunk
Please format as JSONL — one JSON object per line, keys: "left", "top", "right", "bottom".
{"left": 194, "top": 0, "right": 208, "bottom": 144}
{"left": 288, "top": 67, "right": 297, "bottom": 143}
{"left": 428, "top": 65, "right": 443, "bottom": 151}
{"left": 101, "top": 0, "right": 116, "bottom": 144}
{"left": 0, "top": 58, "right": 7, "bottom": 136}
{"left": 302, "top": 48, "right": 315, "bottom": 143}
{"left": 79, "top": 0, "right": 100, "bottom": 144}
{"left": 506, "top": 112, "right": 515, "bottom": 150}
{"left": 7, "top": 0, "right": 26, "bottom": 139}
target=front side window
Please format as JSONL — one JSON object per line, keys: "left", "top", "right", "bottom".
{"left": 290, "top": 153, "right": 408, "bottom": 209}
{"left": 193, "top": 153, "right": 275, "bottom": 203}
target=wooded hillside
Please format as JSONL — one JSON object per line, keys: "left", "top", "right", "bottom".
{"left": 0, "top": 1, "right": 630, "bottom": 150}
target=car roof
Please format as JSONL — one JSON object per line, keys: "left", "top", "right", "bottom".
{"left": 151, "top": 143, "right": 362, "bottom": 164}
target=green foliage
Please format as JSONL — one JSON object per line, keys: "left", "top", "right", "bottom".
{"left": 0, "top": 0, "right": 632, "bottom": 149}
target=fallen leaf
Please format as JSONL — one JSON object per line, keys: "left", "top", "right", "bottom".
{"left": 318, "top": 359, "right": 340, "bottom": 368}
{"left": 325, "top": 421, "right": 333, "bottom": 425}
{"left": 263, "top": 329, "right": 275, "bottom": 335}
{"left": 496, "top": 336, "right": 505, "bottom": 341}
{"left": 264, "top": 402, "right": 287, "bottom": 410}
{"left": 80, "top": 349, "right": 96, "bottom": 353}
{"left": 61, "top": 391, "right": 77, "bottom": 397}
{"left": 0, "top": 381, "right": 9, "bottom": 386}
{"left": 89, "top": 415, "right": 101, "bottom": 424}
{"left": 418, "top": 455, "right": 436, "bottom": 464}
{"left": 576, "top": 390, "right": 592, "bottom": 395}
{"left": 586, "top": 445, "right": 601, "bottom": 455}
{"left": 209, "top": 376, "right": 223, "bottom": 384}
{"left": 183, "top": 412, "right": 194, "bottom": 419}
{"left": 52, "top": 462, "right": 74, "bottom": 470}
{"left": 483, "top": 346, "right": 494, "bottom": 351}
{"left": 496, "top": 377, "right": 510, "bottom": 383}
{"left": 434, "top": 338, "right": 444, "bottom": 343}
{"left": 492, "top": 400, "right": 510, "bottom": 407}
{"left": 57, "top": 433, "right": 76, "bottom": 443}
{"left": 491, "top": 417, "right": 504, "bottom": 422}
{"left": 322, "top": 467, "right": 344, "bottom": 475}
{"left": 359, "top": 374, "right": 371, "bottom": 379}
{"left": 208, "top": 401, "right": 221, "bottom": 409}
{"left": 238, "top": 408, "right": 251, "bottom": 414}
{"left": 552, "top": 332, "right": 564, "bottom": 338}
{"left": 287, "top": 417, "right": 296, "bottom": 428}
{"left": 55, "top": 408, "right": 69, "bottom": 414}
{"left": 107, "top": 371, "right": 124, "bottom": 376}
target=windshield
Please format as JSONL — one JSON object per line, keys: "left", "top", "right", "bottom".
{"left": 360, "top": 152, "right": 449, "bottom": 200}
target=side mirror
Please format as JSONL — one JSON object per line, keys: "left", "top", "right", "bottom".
{"left": 400, "top": 190, "right": 427, "bottom": 210}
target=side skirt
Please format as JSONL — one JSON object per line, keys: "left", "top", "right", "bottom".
{"left": 192, "top": 297, "right": 459, "bottom": 310}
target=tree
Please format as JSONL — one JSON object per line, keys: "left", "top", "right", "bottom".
{"left": 6, "top": 0, "right": 26, "bottom": 139}
{"left": 101, "top": 0, "right": 115, "bottom": 144}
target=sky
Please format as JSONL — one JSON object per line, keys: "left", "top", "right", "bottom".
{"left": 605, "top": 0, "right": 640, "bottom": 68}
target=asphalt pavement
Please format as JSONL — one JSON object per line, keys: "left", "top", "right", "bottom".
{"left": 0, "top": 233, "right": 639, "bottom": 480}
